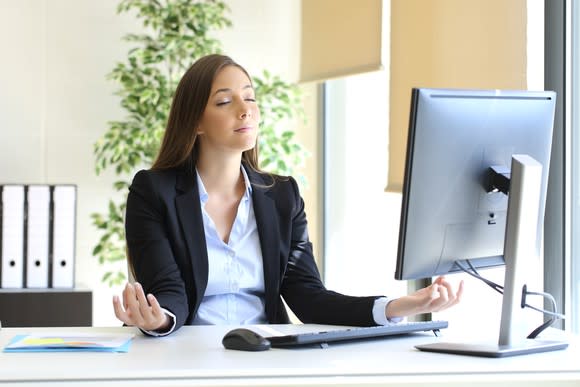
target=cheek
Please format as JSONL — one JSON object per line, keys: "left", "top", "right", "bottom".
{"left": 199, "top": 111, "right": 222, "bottom": 129}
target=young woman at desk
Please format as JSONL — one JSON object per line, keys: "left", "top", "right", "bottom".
{"left": 112, "top": 54, "right": 464, "bottom": 335}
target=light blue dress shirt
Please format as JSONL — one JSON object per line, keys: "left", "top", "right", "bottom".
{"left": 191, "top": 166, "right": 267, "bottom": 325}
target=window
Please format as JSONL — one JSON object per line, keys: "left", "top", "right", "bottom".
{"left": 322, "top": 1, "right": 575, "bottom": 334}
{"left": 323, "top": 70, "right": 407, "bottom": 300}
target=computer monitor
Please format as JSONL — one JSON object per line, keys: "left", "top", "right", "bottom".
{"left": 395, "top": 88, "right": 567, "bottom": 357}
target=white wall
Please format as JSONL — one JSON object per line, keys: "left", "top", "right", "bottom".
{"left": 214, "top": 1, "right": 300, "bottom": 82}
{"left": 0, "top": 0, "right": 304, "bottom": 326}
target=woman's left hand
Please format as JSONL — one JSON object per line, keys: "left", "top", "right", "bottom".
{"left": 385, "top": 276, "right": 464, "bottom": 319}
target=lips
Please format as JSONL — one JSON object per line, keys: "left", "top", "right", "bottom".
{"left": 234, "top": 126, "right": 253, "bottom": 133}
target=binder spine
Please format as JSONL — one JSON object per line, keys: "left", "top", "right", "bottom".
{"left": 25, "top": 185, "right": 51, "bottom": 288}
{"left": 50, "top": 185, "right": 76, "bottom": 288}
{"left": 1, "top": 185, "right": 26, "bottom": 288}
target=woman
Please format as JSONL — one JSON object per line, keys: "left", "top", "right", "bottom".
{"left": 113, "top": 54, "right": 463, "bottom": 335}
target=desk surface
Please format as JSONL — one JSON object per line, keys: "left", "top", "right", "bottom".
{"left": 0, "top": 324, "right": 578, "bottom": 387}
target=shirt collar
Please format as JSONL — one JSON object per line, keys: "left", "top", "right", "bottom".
{"left": 196, "top": 165, "right": 252, "bottom": 204}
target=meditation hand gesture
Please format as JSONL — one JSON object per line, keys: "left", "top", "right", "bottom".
{"left": 113, "top": 282, "right": 170, "bottom": 332}
{"left": 386, "top": 276, "right": 464, "bottom": 319}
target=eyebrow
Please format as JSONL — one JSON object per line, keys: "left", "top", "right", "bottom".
{"left": 212, "top": 84, "right": 253, "bottom": 96}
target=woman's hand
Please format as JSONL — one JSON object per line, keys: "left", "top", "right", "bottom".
{"left": 385, "top": 276, "right": 464, "bottom": 319}
{"left": 113, "top": 282, "right": 170, "bottom": 332}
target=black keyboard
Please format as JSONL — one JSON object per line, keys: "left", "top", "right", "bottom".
{"left": 265, "top": 320, "right": 448, "bottom": 348}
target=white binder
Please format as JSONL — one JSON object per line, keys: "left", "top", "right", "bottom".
{"left": 26, "top": 185, "right": 51, "bottom": 288}
{"left": 1, "top": 185, "right": 25, "bottom": 288}
{"left": 51, "top": 185, "right": 76, "bottom": 288}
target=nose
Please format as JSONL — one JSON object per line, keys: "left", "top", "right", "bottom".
{"left": 240, "top": 108, "right": 251, "bottom": 119}
{"left": 239, "top": 101, "right": 252, "bottom": 119}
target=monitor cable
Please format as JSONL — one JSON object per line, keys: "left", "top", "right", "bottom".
{"left": 454, "top": 260, "right": 565, "bottom": 338}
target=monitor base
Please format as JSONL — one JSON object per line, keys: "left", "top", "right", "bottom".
{"left": 416, "top": 339, "right": 568, "bottom": 358}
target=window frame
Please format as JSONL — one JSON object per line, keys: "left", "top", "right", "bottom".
{"left": 544, "top": 0, "right": 577, "bottom": 333}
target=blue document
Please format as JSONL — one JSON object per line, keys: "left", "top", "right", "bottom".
{"left": 3, "top": 332, "right": 134, "bottom": 353}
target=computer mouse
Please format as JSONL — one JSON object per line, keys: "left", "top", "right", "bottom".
{"left": 222, "top": 328, "right": 271, "bottom": 351}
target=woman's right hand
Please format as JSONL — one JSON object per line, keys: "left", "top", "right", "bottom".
{"left": 113, "top": 282, "right": 170, "bottom": 332}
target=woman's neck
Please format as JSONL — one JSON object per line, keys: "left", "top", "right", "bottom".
{"left": 196, "top": 155, "right": 243, "bottom": 196}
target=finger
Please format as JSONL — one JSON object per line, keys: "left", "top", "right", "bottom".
{"left": 112, "top": 295, "right": 130, "bottom": 324}
{"left": 122, "top": 283, "right": 135, "bottom": 311}
{"left": 452, "top": 280, "right": 465, "bottom": 305}
{"left": 124, "top": 283, "right": 145, "bottom": 325}
{"left": 147, "top": 293, "right": 163, "bottom": 317}
{"left": 437, "top": 279, "right": 463, "bottom": 311}
{"left": 147, "top": 294, "right": 168, "bottom": 330}
{"left": 428, "top": 283, "right": 439, "bottom": 300}
{"left": 432, "top": 283, "right": 450, "bottom": 311}
{"left": 134, "top": 283, "right": 166, "bottom": 330}
{"left": 443, "top": 279, "right": 463, "bottom": 306}
{"left": 434, "top": 276, "right": 453, "bottom": 291}
{"left": 133, "top": 283, "right": 152, "bottom": 319}
{"left": 123, "top": 283, "right": 136, "bottom": 307}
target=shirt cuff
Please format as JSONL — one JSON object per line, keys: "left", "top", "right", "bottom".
{"left": 372, "top": 297, "right": 404, "bottom": 325}
{"left": 141, "top": 308, "right": 177, "bottom": 337}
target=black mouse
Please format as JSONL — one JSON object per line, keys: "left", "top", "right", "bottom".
{"left": 222, "top": 328, "right": 271, "bottom": 351}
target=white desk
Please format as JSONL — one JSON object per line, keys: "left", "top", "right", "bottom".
{"left": 0, "top": 324, "right": 578, "bottom": 386}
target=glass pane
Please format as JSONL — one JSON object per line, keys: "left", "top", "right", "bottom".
{"left": 323, "top": 71, "right": 407, "bottom": 299}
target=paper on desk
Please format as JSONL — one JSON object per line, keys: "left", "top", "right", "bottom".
{"left": 3, "top": 332, "right": 134, "bottom": 353}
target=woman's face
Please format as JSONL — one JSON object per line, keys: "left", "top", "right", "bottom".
{"left": 197, "top": 65, "right": 260, "bottom": 156}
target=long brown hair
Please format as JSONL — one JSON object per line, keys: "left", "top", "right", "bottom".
{"left": 152, "top": 54, "right": 260, "bottom": 173}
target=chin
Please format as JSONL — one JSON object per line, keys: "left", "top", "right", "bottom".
{"left": 240, "top": 137, "right": 258, "bottom": 151}
{"left": 241, "top": 144, "right": 256, "bottom": 153}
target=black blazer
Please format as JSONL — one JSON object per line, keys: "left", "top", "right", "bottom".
{"left": 125, "top": 165, "right": 381, "bottom": 332}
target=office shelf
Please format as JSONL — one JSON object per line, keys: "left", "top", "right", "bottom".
{"left": 0, "top": 288, "right": 92, "bottom": 327}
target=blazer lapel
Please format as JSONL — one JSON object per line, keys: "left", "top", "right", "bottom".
{"left": 175, "top": 170, "right": 208, "bottom": 312}
{"left": 248, "top": 170, "right": 282, "bottom": 322}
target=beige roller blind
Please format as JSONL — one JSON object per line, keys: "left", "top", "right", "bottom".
{"left": 300, "top": 0, "right": 383, "bottom": 82}
{"left": 386, "top": 0, "right": 527, "bottom": 192}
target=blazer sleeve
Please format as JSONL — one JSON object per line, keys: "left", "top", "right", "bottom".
{"left": 279, "top": 177, "right": 382, "bottom": 327}
{"left": 125, "top": 170, "right": 189, "bottom": 331}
